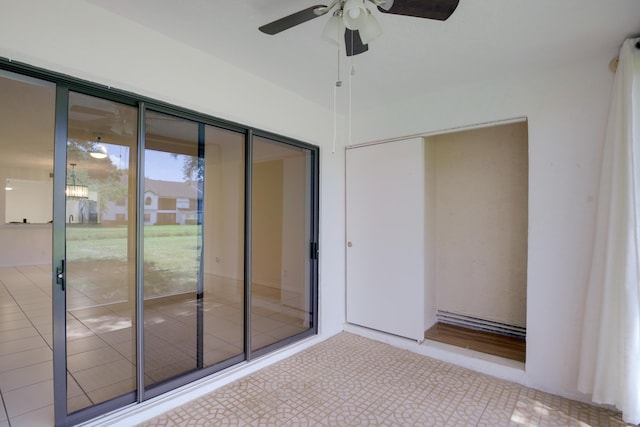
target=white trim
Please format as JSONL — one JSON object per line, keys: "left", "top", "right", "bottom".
{"left": 346, "top": 116, "right": 528, "bottom": 150}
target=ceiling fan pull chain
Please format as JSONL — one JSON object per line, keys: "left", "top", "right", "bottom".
{"left": 336, "top": 36, "right": 342, "bottom": 84}
{"left": 333, "top": 44, "right": 342, "bottom": 154}
{"left": 348, "top": 60, "right": 355, "bottom": 146}
{"left": 333, "top": 83, "right": 337, "bottom": 154}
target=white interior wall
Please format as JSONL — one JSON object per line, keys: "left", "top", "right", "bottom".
{"left": 252, "top": 160, "right": 284, "bottom": 288}
{"left": 5, "top": 179, "right": 54, "bottom": 223}
{"left": 351, "top": 55, "right": 613, "bottom": 402}
{"left": 202, "top": 127, "right": 244, "bottom": 282}
{"left": 0, "top": 0, "right": 346, "bottom": 353}
{"left": 1, "top": 167, "right": 54, "bottom": 221}
{"left": 281, "top": 155, "right": 309, "bottom": 312}
{"left": 0, "top": 167, "right": 54, "bottom": 267}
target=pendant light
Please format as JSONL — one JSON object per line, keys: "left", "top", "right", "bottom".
{"left": 65, "top": 163, "right": 89, "bottom": 199}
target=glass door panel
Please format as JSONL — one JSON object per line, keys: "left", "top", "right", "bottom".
{"left": 201, "top": 125, "right": 245, "bottom": 366}
{"left": 251, "top": 137, "right": 312, "bottom": 351}
{"left": 143, "top": 111, "right": 202, "bottom": 387}
{"left": 45, "top": 79, "right": 316, "bottom": 425}
{"left": 1, "top": 71, "right": 55, "bottom": 427}
{"left": 65, "top": 92, "right": 138, "bottom": 412}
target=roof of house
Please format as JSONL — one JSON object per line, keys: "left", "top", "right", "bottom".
{"left": 144, "top": 178, "right": 199, "bottom": 199}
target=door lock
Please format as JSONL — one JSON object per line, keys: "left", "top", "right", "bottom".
{"left": 56, "top": 260, "right": 65, "bottom": 291}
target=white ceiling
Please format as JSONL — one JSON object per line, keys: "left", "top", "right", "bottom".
{"left": 85, "top": 0, "right": 640, "bottom": 111}
{"left": 2, "top": 1, "right": 640, "bottom": 176}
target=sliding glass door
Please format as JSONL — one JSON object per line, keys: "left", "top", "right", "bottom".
{"left": 200, "top": 126, "right": 245, "bottom": 367}
{"left": 49, "top": 85, "right": 318, "bottom": 426}
{"left": 142, "top": 113, "right": 248, "bottom": 396}
{"left": 251, "top": 137, "right": 314, "bottom": 354}
{"left": 60, "top": 91, "right": 139, "bottom": 417}
{"left": 142, "top": 111, "right": 202, "bottom": 389}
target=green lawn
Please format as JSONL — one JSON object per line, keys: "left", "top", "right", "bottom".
{"left": 66, "top": 224, "right": 199, "bottom": 242}
{"left": 66, "top": 224, "right": 202, "bottom": 300}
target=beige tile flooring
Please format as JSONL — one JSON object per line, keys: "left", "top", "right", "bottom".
{"left": 0, "top": 265, "right": 306, "bottom": 427}
{"left": 0, "top": 265, "right": 54, "bottom": 427}
{"left": 139, "top": 332, "right": 634, "bottom": 427}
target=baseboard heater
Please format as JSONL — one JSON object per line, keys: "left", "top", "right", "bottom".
{"left": 436, "top": 310, "right": 526, "bottom": 339}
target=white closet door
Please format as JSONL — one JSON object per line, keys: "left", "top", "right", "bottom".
{"left": 346, "top": 138, "right": 425, "bottom": 341}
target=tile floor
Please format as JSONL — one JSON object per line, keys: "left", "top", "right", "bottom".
{"left": 0, "top": 265, "right": 54, "bottom": 427}
{"left": 0, "top": 265, "right": 307, "bottom": 427}
{"left": 2, "top": 265, "right": 634, "bottom": 427}
{"left": 139, "top": 332, "right": 634, "bottom": 427}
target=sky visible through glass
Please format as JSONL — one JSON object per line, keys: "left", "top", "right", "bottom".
{"left": 106, "top": 143, "right": 189, "bottom": 182}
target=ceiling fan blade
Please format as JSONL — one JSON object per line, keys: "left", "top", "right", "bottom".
{"left": 70, "top": 105, "right": 117, "bottom": 117}
{"left": 345, "top": 29, "right": 369, "bottom": 57}
{"left": 378, "top": 0, "right": 459, "bottom": 21}
{"left": 259, "top": 5, "right": 327, "bottom": 35}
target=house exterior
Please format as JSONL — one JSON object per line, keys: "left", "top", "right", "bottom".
{"left": 102, "top": 178, "right": 199, "bottom": 226}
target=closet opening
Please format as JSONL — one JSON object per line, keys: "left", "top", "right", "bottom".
{"left": 423, "top": 121, "right": 528, "bottom": 363}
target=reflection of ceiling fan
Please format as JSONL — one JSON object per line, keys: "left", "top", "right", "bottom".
{"left": 259, "top": 0, "right": 459, "bottom": 56}
{"left": 69, "top": 104, "right": 135, "bottom": 137}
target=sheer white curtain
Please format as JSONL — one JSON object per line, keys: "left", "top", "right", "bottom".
{"left": 578, "top": 38, "right": 640, "bottom": 424}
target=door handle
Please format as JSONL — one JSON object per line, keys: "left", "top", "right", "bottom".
{"left": 56, "top": 259, "right": 65, "bottom": 291}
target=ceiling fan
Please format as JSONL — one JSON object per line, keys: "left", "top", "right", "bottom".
{"left": 259, "top": 0, "right": 460, "bottom": 56}
{"left": 69, "top": 104, "right": 135, "bottom": 138}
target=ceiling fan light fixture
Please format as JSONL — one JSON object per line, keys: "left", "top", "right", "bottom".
{"left": 377, "top": 0, "right": 394, "bottom": 11}
{"left": 343, "top": 0, "right": 368, "bottom": 30}
{"left": 258, "top": 0, "right": 460, "bottom": 56}
{"left": 322, "top": 12, "right": 345, "bottom": 46}
{"left": 89, "top": 136, "right": 108, "bottom": 159}
{"left": 89, "top": 143, "right": 108, "bottom": 159}
{"left": 359, "top": 10, "right": 383, "bottom": 44}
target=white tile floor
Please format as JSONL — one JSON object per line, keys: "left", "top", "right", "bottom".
{"left": 0, "top": 265, "right": 54, "bottom": 427}
{"left": 0, "top": 265, "right": 307, "bottom": 427}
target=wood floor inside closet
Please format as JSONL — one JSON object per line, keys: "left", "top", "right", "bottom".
{"left": 424, "top": 322, "right": 526, "bottom": 363}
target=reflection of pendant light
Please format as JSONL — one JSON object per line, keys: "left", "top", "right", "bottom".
{"left": 89, "top": 136, "right": 108, "bottom": 159}
{"left": 65, "top": 163, "right": 89, "bottom": 199}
